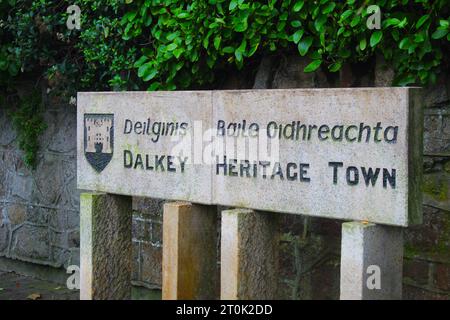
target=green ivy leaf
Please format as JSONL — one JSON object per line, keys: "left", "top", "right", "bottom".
{"left": 359, "top": 38, "right": 367, "bottom": 51}
{"left": 322, "top": 2, "right": 336, "bottom": 15}
{"left": 143, "top": 69, "right": 158, "bottom": 82}
{"left": 350, "top": 15, "right": 361, "bottom": 27}
{"left": 177, "top": 12, "right": 189, "bottom": 19}
{"left": 148, "top": 82, "right": 160, "bottom": 91}
{"left": 304, "top": 59, "right": 322, "bottom": 73}
{"left": 222, "top": 46, "right": 235, "bottom": 54}
{"left": 399, "top": 38, "right": 411, "bottom": 50}
{"left": 234, "top": 19, "right": 248, "bottom": 32}
{"left": 166, "top": 32, "right": 179, "bottom": 41}
{"left": 167, "top": 43, "right": 178, "bottom": 51}
{"left": 214, "top": 36, "right": 222, "bottom": 50}
{"left": 384, "top": 18, "right": 401, "bottom": 28}
{"left": 297, "top": 36, "right": 313, "bottom": 56}
{"left": 440, "top": 20, "right": 450, "bottom": 28}
{"left": 293, "top": 30, "right": 304, "bottom": 44}
{"left": 432, "top": 28, "right": 448, "bottom": 39}
{"left": 415, "top": 14, "right": 429, "bottom": 29}
{"left": 396, "top": 74, "right": 416, "bottom": 86}
{"left": 340, "top": 10, "right": 353, "bottom": 21}
{"left": 234, "top": 49, "right": 243, "bottom": 62}
{"left": 328, "top": 61, "right": 342, "bottom": 72}
{"left": 370, "top": 31, "right": 383, "bottom": 47}
{"left": 173, "top": 48, "right": 184, "bottom": 59}
{"left": 293, "top": 1, "right": 305, "bottom": 12}
{"left": 291, "top": 20, "right": 301, "bottom": 28}
{"left": 138, "top": 62, "right": 152, "bottom": 78}
{"left": 314, "top": 15, "right": 327, "bottom": 32}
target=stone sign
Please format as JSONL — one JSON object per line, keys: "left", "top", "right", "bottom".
{"left": 77, "top": 88, "right": 422, "bottom": 226}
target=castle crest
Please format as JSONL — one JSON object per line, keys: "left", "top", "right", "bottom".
{"left": 85, "top": 116, "right": 112, "bottom": 153}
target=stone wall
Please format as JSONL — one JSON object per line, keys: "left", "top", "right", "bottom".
{"left": 0, "top": 56, "right": 449, "bottom": 299}
{"left": 0, "top": 98, "right": 165, "bottom": 288}
{"left": 0, "top": 101, "right": 79, "bottom": 269}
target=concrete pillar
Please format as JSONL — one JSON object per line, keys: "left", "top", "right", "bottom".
{"left": 80, "top": 193, "right": 132, "bottom": 300}
{"left": 220, "top": 209, "right": 279, "bottom": 300}
{"left": 340, "top": 221, "right": 403, "bottom": 300}
{"left": 162, "top": 202, "right": 219, "bottom": 300}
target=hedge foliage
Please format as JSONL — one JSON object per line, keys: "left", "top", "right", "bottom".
{"left": 1, "top": 0, "right": 449, "bottom": 94}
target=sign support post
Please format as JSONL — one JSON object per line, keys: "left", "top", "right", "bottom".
{"left": 162, "top": 202, "right": 219, "bottom": 300}
{"left": 80, "top": 192, "right": 132, "bottom": 300}
{"left": 220, "top": 209, "right": 279, "bottom": 300}
{"left": 340, "top": 221, "right": 403, "bottom": 300}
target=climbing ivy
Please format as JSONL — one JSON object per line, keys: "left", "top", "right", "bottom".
{"left": 1, "top": 0, "right": 449, "bottom": 91}
{"left": 8, "top": 91, "right": 47, "bottom": 169}
{"left": 122, "top": 0, "right": 450, "bottom": 89}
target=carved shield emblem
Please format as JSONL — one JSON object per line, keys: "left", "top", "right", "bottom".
{"left": 84, "top": 114, "right": 114, "bottom": 172}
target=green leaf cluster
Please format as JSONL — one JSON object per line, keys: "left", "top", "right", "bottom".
{"left": 0, "top": 0, "right": 449, "bottom": 89}
{"left": 8, "top": 91, "right": 47, "bottom": 169}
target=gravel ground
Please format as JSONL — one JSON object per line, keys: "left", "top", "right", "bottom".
{"left": 0, "top": 271, "right": 79, "bottom": 300}
{"left": 0, "top": 271, "right": 161, "bottom": 300}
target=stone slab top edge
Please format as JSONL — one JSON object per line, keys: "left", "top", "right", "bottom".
{"left": 77, "top": 87, "right": 422, "bottom": 95}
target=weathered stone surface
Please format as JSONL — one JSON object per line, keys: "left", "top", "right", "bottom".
{"left": 403, "top": 284, "right": 449, "bottom": 300}
{"left": 434, "top": 263, "right": 450, "bottom": 291}
{"left": 27, "top": 207, "right": 51, "bottom": 226}
{"left": 65, "top": 209, "right": 79, "bottom": 230}
{"left": 152, "top": 221, "right": 162, "bottom": 244}
{"left": 0, "top": 152, "right": 8, "bottom": 200}
{"left": 221, "top": 209, "right": 279, "bottom": 300}
{"left": 77, "top": 91, "right": 214, "bottom": 204}
{"left": 80, "top": 192, "right": 132, "bottom": 300}
{"left": 10, "top": 225, "right": 50, "bottom": 262}
{"left": 423, "top": 111, "right": 450, "bottom": 154}
{"left": 0, "top": 108, "right": 16, "bottom": 147}
{"left": 253, "top": 56, "right": 275, "bottom": 89}
{"left": 48, "top": 106, "right": 77, "bottom": 153}
{"left": 214, "top": 88, "right": 423, "bottom": 226}
{"left": 340, "top": 222, "right": 403, "bottom": 300}
{"left": 6, "top": 204, "right": 26, "bottom": 225}
{"left": 423, "top": 75, "right": 449, "bottom": 108}
{"left": 132, "top": 241, "right": 140, "bottom": 282}
{"left": 374, "top": 54, "right": 395, "bottom": 87}
{"left": 68, "top": 229, "right": 79, "bottom": 248}
{"left": 141, "top": 242, "right": 162, "bottom": 287}
{"left": 0, "top": 216, "right": 9, "bottom": 254}
{"left": 52, "top": 247, "right": 70, "bottom": 267}
{"left": 162, "top": 202, "right": 218, "bottom": 300}
{"left": 10, "top": 173, "right": 33, "bottom": 202}
{"left": 67, "top": 247, "right": 80, "bottom": 268}
{"left": 272, "top": 56, "right": 315, "bottom": 89}
{"left": 49, "top": 229, "right": 68, "bottom": 248}
{"left": 132, "top": 197, "right": 164, "bottom": 218}
{"left": 403, "top": 258, "right": 429, "bottom": 286}
{"left": 132, "top": 217, "right": 151, "bottom": 242}
{"left": 404, "top": 206, "right": 450, "bottom": 262}
{"left": 60, "top": 156, "right": 80, "bottom": 210}
{"left": 422, "top": 171, "right": 450, "bottom": 211}
{"left": 279, "top": 214, "right": 341, "bottom": 300}
{"left": 78, "top": 88, "right": 423, "bottom": 227}
{"left": 32, "top": 153, "right": 63, "bottom": 206}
